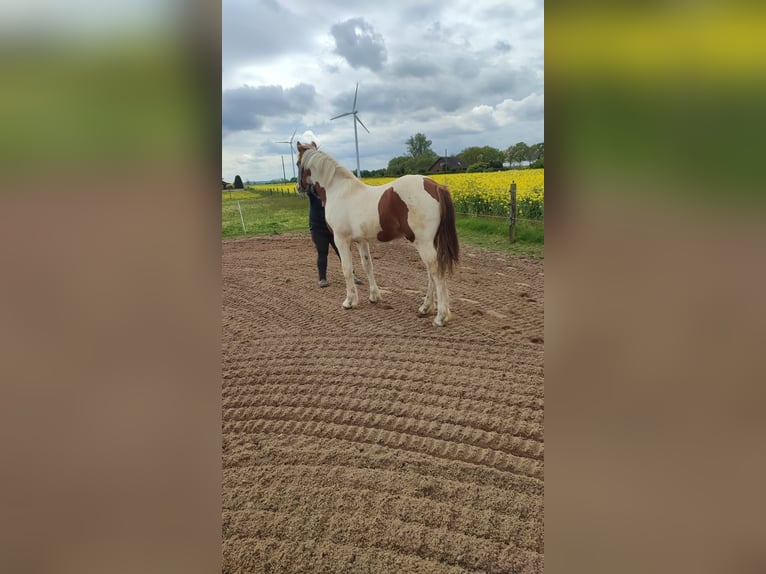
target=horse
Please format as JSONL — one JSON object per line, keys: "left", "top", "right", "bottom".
{"left": 296, "top": 141, "right": 459, "bottom": 326}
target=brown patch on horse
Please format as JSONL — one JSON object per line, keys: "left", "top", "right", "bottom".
{"left": 295, "top": 143, "right": 310, "bottom": 171}
{"left": 296, "top": 141, "right": 316, "bottom": 153}
{"left": 297, "top": 165, "right": 312, "bottom": 193}
{"left": 313, "top": 179, "right": 327, "bottom": 206}
{"left": 377, "top": 187, "right": 415, "bottom": 242}
{"left": 297, "top": 141, "right": 320, "bottom": 194}
{"left": 423, "top": 178, "right": 441, "bottom": 201}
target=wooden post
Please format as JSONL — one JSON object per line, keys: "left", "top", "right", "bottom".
{"left": 509, "top": 181, "right": 517, "bottom": 241}
{"left": 237, "top": 200, "right": 247, "bottom": 233}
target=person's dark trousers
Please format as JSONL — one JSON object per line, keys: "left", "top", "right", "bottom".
{"left": 310, "top": 227, "right": 340, "bottom": 280}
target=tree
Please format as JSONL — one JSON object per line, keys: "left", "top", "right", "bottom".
{"left": 529, "top": 142, "right": 544, "bottom": 162}
{"left": 458, "top": 146, "right": 506, "bottom": 170}
{"left": 360, "top": 168, "right": 387, "bottom": 178}
{"left": 412, "top": 150, "right": 439, "bottom": 173}
{"left": 406, "top": 133, "right": 433, "bottom": 158}
{"left": 233, "top": 175, "right": 244, "bottom": 189}
{"left": 458, "top": 147, "right": 482, "bottom": 167}
{"left": 467, "top": 162, "right": 490, "bottom": 172}
{"left": 386, "top": 155, "right": 412, "bottom": 177}
{"left": 507, "top": 142, "right": 530, "bottom": 167}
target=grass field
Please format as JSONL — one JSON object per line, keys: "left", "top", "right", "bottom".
{"left": 222, "top": 189, "right": 543, "bottom": 257}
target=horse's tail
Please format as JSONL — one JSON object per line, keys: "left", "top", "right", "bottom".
{"left": 435, "top": 185, "right": 459, "bottom": 276}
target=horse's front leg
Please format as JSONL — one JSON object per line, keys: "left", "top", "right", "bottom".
{"left": 356, "top": 241, "right": 381, "bottom": 303}
{"left": 334, "top": 235, "right": 358, "bottom": 309}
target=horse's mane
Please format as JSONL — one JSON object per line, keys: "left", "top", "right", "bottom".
{"left": 304, "top": 148, "right": 357, "bottom": 184}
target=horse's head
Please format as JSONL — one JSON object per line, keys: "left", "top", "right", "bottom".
{"left": 295, "top": 141, "right": 318, "bottom": 194}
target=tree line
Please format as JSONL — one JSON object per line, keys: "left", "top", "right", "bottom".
{"left": 362, "top": 133, "right": 543, "bottom": 178}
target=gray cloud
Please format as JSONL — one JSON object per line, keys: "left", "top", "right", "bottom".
{"left": 223, "top": 0, "right": 292, "bottom": 64}
{"left": 478, "top": 67, "right": 543, "bottom": 101}
{"left": 391, "top": 57, "right": 440, "bottom": 78}
{"left": 397, "top": 3, "right": 446, "bottom": 27}
{"left": 222, "top": 83, "right": 316, "bottom": 134}
{"left": 495, "top": 40, "right": 512, "bottom": 52}
{"left": 331, "top": 17, "right": 388, "bottom": 71}
{"left": 480, "top": 2, "right": 526, "bottom": 20}
{"left": 450, "top": 55, "right": 481, "bottom": 80}
{"left": 331, "top": 78, "right": 462, "bottom": 119}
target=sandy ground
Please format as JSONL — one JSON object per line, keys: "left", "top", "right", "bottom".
{"left": 222, "top": 233, "right": 544, "bottom": 573}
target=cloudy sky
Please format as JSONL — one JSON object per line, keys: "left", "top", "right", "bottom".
{"left": 222, "top": 0, "right": 543, "bottom": 182}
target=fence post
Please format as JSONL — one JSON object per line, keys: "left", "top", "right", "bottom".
{"left": 237, "top": 200, "right": 247, "bottom": 233}
{"left": 508, "top": 181, "right": 517, "bottom": 241}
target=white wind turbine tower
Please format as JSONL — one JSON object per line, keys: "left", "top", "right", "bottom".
{"left": 330, "top": 83, "right": 370, "bottom": 177}
{"left": 274, "top": 128, "right": 298, "bottom": 180}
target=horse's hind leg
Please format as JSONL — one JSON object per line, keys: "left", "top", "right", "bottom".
{"left": 356, "top": 241, "right": 381, "bottom": 302}
{"left": 334, "top": 234, "right": 359, "bottom": 309}
{"left": 415, "top": 241, "right": 438, "bottom": 319}
{"left": 416, "top": 240, "right": 451, "bottom": 326}
{"left": 418, "top": 267, "right": 436, "bottom": 317}
{"left": 433, "top": 273, "right": 451, "bottom": 326}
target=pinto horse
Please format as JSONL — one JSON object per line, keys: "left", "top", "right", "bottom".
{"left": 296, "top": 141, "right": 459, "bottom": 326}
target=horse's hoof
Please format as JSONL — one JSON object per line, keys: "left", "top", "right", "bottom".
{"left": 433, "top": 316, "right": 446, "bottom": 327}
{"left": 342, "top": 301, "right": 353, "bottom": 310}
{"left": 418, "top": 306, "right": 432, "bottom": 316}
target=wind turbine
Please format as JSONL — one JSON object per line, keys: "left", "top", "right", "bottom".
{"left": 274, "top": 128, "right": 298, "bottom": 180}
{"left": 330, "top": 83, "right": 370, "bottom": 177}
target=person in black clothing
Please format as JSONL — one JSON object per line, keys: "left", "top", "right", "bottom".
{"left": 307, "top": 184, "right": 363, "bottom": 288}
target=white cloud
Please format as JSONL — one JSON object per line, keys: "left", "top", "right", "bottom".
{"left": 495, "top": 93, "right": 545, "bottom": 125}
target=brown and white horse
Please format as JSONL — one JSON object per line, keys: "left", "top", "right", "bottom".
{"left": 296, "top": 141, "right": 459, "bottom": 326}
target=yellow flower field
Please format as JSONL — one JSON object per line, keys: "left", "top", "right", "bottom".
{"left": 221, "top": 190, "right": 270, "bottom": 200}
{"left": 423, "top": 169, "right": 544, "bottom": 218}
{"left": 243, "top": 168, "right": 544, "bottom": 219}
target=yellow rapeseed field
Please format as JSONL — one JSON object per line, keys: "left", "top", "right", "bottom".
{"left": 221, "top": 190, "right": 268, "bottom": 200}
{"left": 421, "top": 169, "right": 544, "bottom": 218}
{"left": 245, "top": 168, "right": 544, "bottom": 219}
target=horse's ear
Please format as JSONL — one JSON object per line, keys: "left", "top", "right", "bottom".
{"left": 310, "top": 141, "right": 317, "bottom": 149}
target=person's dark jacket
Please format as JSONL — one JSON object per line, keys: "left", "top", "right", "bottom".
{"left": 307, "top": 185, "right": 329, "bottom": 231}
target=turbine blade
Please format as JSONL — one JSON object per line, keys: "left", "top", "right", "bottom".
{"left": 353, "top": 82, "right": 359, "bottom": 111}
{"left": 289, "top": 127, "right": 297, "bottom": 142}
{"left": 330, "top": 111, "right": 353, "bottom": 120}
{"left": 355, "top": 114, "right": 370, "bottom": 133}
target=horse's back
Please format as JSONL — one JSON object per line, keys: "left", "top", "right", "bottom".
{"left": 387, "top": 174, "right": 442, "bottom": 210}
{"left": 327, "top": 174, "right": 444, "bottom": 243}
